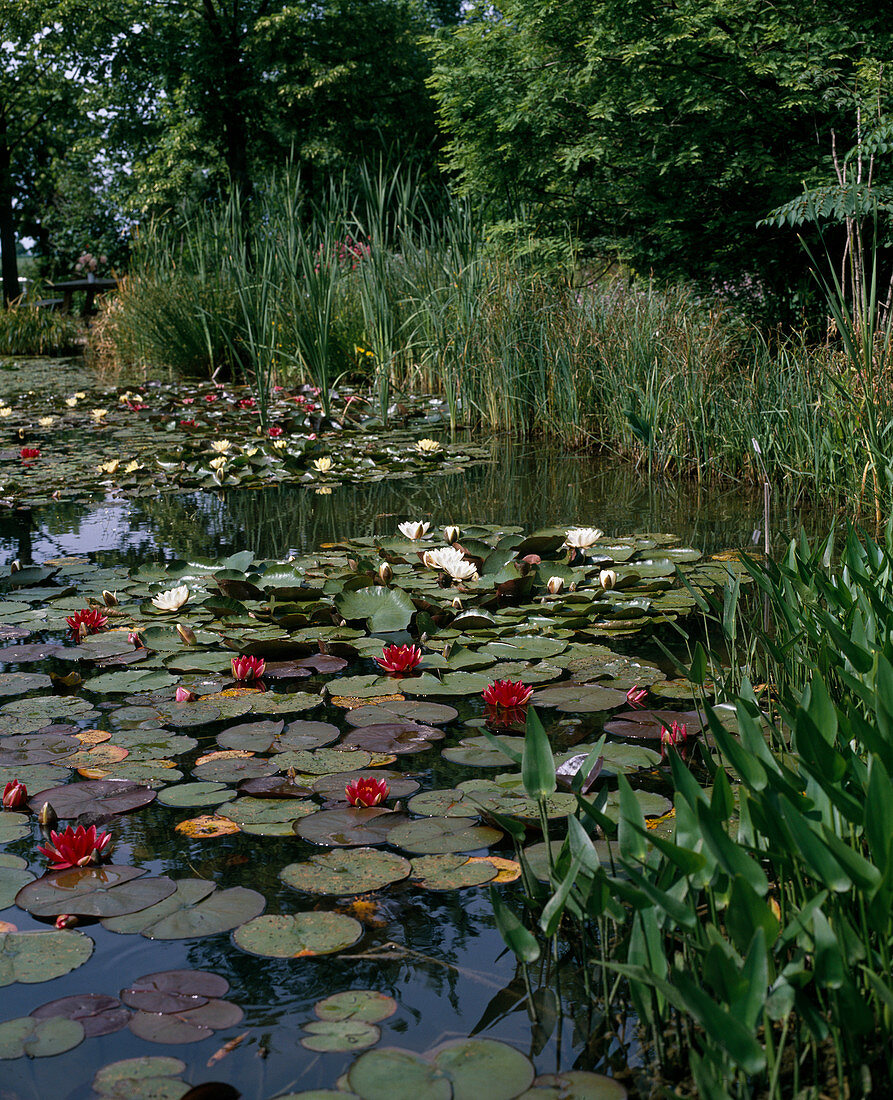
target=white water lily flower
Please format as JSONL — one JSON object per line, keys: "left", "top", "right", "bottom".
{"left": 565, "top": 527, "right": 604, "bottom": 549}
{"left": 75, "top": 392, "right": 86, "bottom": 399}
{"left": 313, "top": 456, "right": 333, "bottom": 472}
{"left": 547, "top": 576, "right": 564, "bottom": 594}
{"left": 272, "top": 439, "right": 288, "bottom": 451}
{"left": 244, "top": 446, "right": 258, "bottom": 457}
{"left": 398, "top": 520, "right": 430, "bottom": 540}
{"left": 151, "top": 585, "right": 190, "bottom": 612}
{"left": 38, "top": 416, "right": 55, "bottom": 427}
{"left": 599, "top": 569, "right": 618, "bottom": 590}
{"left": 415, "top": 438, "right": 442, "bottom": 454}
{"left": 210, "top": 440, "right": 232, "bottom": 454}
{"left": 0, "top": 407, "right": 12, "bottom": 418}
{"left": 91, "top": 408, "right": 109, "bottom": 422}
{"left": 96, "top": 460, "right": 119, "bottom": 475}
{"left": 64, "top": 397, "right": 78, "bottom": 408}
{"left": 209, "top": 456, "right": 227, "bottom": 471}
{"left": 124, "top": 460, "right": 142, "bottom": 474}
{"left": 443, "top": 526, "right": 461, "bottom": 544}
{"left": 423, "top": 546, "right": 478, "bottom": 581}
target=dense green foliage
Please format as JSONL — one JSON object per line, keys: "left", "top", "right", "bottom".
{"left": 430, "top": 1, "right": 893, "bottom": 317}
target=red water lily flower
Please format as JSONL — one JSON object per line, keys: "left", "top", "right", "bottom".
{"left": 231, "top": 654, "right": 265, "bottom": 681}
{"left": 179, "top": 419, "right": 197, "bottom": 428}
{"left": 484, "top": 704, "right": 527, "bottom": 730}
{"left": 20, "top": 447, "right": 40, "bottom": 460}
{"left": 38, "top": 825, "right": 112, "bottom": 869}
{"left": 65, "top": 608, "right": 108, "bottom": 636}
{"left": 238, "top": 398, "right": 256, "bottom": 408}
{"left": 2, "top": 780, "right": 27, "bottom": 810}
{"left": 660, "top": 720, "right": 689, "bottom": 758}
{"left": 345, "top": 776, "right": 390, "bottom": 807}
{"left": 626, "top": 685, "right": 648, "bottom": 709}
{"left": 204, "top": 393, "right": 217, "bottom": 403}
{"left": 376, "top": 644, "right": 422, "bottom": 674}
{"left": 182, "top": 397, "right": 195, "bottom": 405}
{"left": 482, "top": 679, "right": 533, "bottom": 708}
{"left": 267, "top": 425, "right": 284, "bottom": 438}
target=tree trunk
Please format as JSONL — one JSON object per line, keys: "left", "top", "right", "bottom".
{"left": 0, "top": 104, "right": 20, "bottom": 307}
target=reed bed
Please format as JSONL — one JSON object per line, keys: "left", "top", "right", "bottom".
{"left": 89, "top": 167, "right": 893, "bottom": 513}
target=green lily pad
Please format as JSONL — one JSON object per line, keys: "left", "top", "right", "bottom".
{"left": 295, "top": 808, "right": 405, "bottom": 847}
{"left": 531, "top": 684, "right": 627, "bottom": 712}
{"left": 86, "top": 669, "right": 179, "bottom": 694}
{"left": 91, "top": 1056, "right": 189, "bottom": 1100}
{"left": 301, "top": 1020, "right": 381, "bottom": 1052}
{"left": 0, "top": 1015, "right": 85, "bottom": 1059}
{"left": 441, "top": 736, "right": 526, "bottom": 768}
{"left": 388, "top": 817, "right": 502, "bottom": 854}
{"left": 233, "top": 912, "right": 364, "bottom": 957}
{"left": 0, "top": 672, "right": 52, "bottom": 696}
{"left": 218, "top": 797, "right": 316, "bottom": 826}
{"left": 314, "top": 989, "right": 398, "bottom": 1023}
{"left": 410, "top": 854, "right": 498, "bottom": 890}
{"left": 156, "top": 782, "right": 237, "bottom": 809}
{"left": 347, "top": 1048, "right": 451, "bottom": 1100}
{"left": 0, "top": 929, "right": 94, "bottom": 986}
{"left": 280, "top": 848, "right": 412, "bottom": 896}
{"left": 192, "top": 756, "right": 277, "bottom": 782}
{"left": 519, "top": 1071, "right": 629, "bottom": 1098}
{"left": 15, "top": 866, "right": 177, "bottom": 919}
{"left": 345, "top": 702, "right": 458, "bottom": 727}
{"left": 0, "top": 811, "right": 31, "bottom": 843}
{"left": 274, "top": 747, "right": 373, "bottom": 774}
{"left": 102, "top": 880, "right": 265, "bottom": 939}
{"left": 335, "top": 586, "right": 416, "bottom": 632}
{"left": 400, "top": 672, "right": 491, "bottom": 697}
{"left": 406, "top": 789, "right": 484, "bottom": 818}
{"left": 0, "top": 863, "right": 34, "bottom": 908}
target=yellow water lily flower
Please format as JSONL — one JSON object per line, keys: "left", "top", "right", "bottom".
{"left": 96, "top": 460, "right": 119, "bottom": 475}
{"left": 415, "top": 438, "right": 442, "bottom": 454}
{"left": 64, "top": 397, "right": 78, "bottom": 408}
{"left": 209, "top": 456, "right": 227, "bottom": 471}
{"left": 74, "top": 392, "right": 86, "bottom": 399}
{"left": 315, "top": 486, "right": 333, "bottom": 496}
{"left": 272, "top": 439, "right": 288, "bottom": 450}
{"left": 243, "top": 446, "right": 258, "bottom": 457}
{"left": 91, "top": 408, "right": 109, "bottom": 422}
{"left": 0, "top": 408, "right": 12, "bottom": 418}
{"left": 313, "top": 456, "right": 333, "bottom": 472}
{"left": 124, "top": 460, "right": 142, "bottom": 474}
{"left": 210, "top": 440, "right": 232, "bottom": 454}
{"left": 38, "top": 416, "right": 55, "bottom": 427}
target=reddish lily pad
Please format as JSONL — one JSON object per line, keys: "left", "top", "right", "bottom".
{"left": 345, "top": 701, "right": 458, "bottom": 727}
{"left": 314, "top": 989, "right": 398, "bottom": 1023}
{"left": 103, "top": 880, "right": 265, "bottom": 939}
{"left": 603, "top": 707, "right": 705, "bottom": 740}
{"left": 30, "top": 993, "right": 131, "bottom": 1037}
{"left": 238, "top": 775, "right": 315, "bottom": 798}
{"left": 340, "top": 723, "right": 444, "bottom": 755}
{"left": 120, "top": 969, "right": 229, "bottom": 1013}
{"left": 15, "top": 866, "right": 177, "bottom": 919}
{"left": 27, "top": 778, "right": 156, "bottom": 819}
{"left": 128, "top": 999, "right": 243, "bottom": 1044}
{"left": 280, "top": 848, "right": 411, "bottom": 896}
{"left": 233, "top": 912, "right": 364, "bottom": 957}
{"left": 295, "top": 808, "right": 406, "bottom": 847}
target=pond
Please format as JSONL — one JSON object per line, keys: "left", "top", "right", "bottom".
{"left": 0, "top": 441, "right": 816, "bottom": 1100}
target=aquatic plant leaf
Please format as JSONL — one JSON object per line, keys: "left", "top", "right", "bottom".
{"left": 238, "top": 776, "right": 315, "bottom": 798}
{"left": 603, "top": 707, "right": 705, "bottom": 740}
{"left": 340, "top": 723, "right": 444, "bottom": 754}
{"left": 519, "top": 1070, "right": 629, "bottom": 1098}
{"left": 128, "top": 999, "right": 243, "bottom": 1044}
{"left": 215, "top": 719, "right": 285, "bottom": 752}
{"left": 175, "top": 815, "right": 242, "bottom": 838}
{"left": 347, "top": 1048, "right": 452, "bottom": 1100}
{"left": 30, "top": 993, "right": 130, "bottom": 1037}
{"left": 0, "top": 929, "right": 93, "bottom": 985}
{"left": 311, "top": 769, "right": 420, "bottom": 800}
{"left": 156, "top": 782, "right": 236, "bottom": 809}
{"left": 0, "top": 864, "right": 34, "bottom": 908}
{"left": 401, "top": 672, "right": 491, "bottom": 697}
{"left": 27, "top": 777, "right": 156, "bottom": 818}
{"left": 406, "top": 789, "right": 483, "bottom": 818}
{"left": 345, "top": 702, "right": 458, "bottom": 727}
{"left": 92, "top": 1055, "right": 188, "bottom": 1100}
{"left": 0, "top": 672, "right": 52, "bottom": 696}
{"left": 388, "top": 817, "right": 502, "bottom": 854}
{"left": 280, "top": 849, "right": 411, "bottom": 896}
{"left": 531, "top": 684, "right": 627, "bottom": 712}
{"left": 301, "top": 1020, "right": 380, "bottom": 1052}
{"left": 120, "top": 969, "right": 229, "bottom": 1012}
{"left": 433, "top": 1037, "right": 536, "bottom": 1100}
{"left": 192, "top": 756, "right": 277, "bottom": 782}
{"left": 87, "top": 670, "right": 179, "bottom": 694}
{"left": 218, "top": 797, "right": 316, "bottom": 826}
{"left": 441, "top": 737, "right": 526, "bottom": 768}
{"left": 314, "top": 989, "right": 398, "bottom": 1023}
{"left": 335, "top": 586, "right": 416, "bottom": 632}
{"left": 16, "top": 866, "right": 177, "bottom": 918}
{"left": 0, "top": 1015, "right": 84, "bottom": 1059}
{"left": 0, "top": 811, "right": 31, "bottom": 843}
{"left": 410, "top": 854, "right": 498, "bottom": 890}
{"left": 233, "top": 912, "right": 363, "bottom": 957}
{"left": 296, "top": 808, "right": 405, "bottom": 847}
{"left": 102, "top": 880, "right": 263, "bottom": 939}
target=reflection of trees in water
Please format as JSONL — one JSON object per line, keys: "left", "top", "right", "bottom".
{"left": 9, "top": 444, "right": 818, "bottom": 566}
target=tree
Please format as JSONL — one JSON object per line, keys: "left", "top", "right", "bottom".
{"left": 430, "top": 0, "right": 893, "bottom": 318}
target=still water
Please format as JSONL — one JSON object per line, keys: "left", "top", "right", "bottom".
{"left": 0, "top": 447, "right": 817, "bottom": 1100}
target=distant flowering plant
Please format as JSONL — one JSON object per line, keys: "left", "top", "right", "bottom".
{"left": 66, "top": 608, "right": 108, "bottom": 636}
{"left": 483, "top": 680, "right": 533, "bottom": 708}
{"left": 268, "top": 426, "right": 284, "bottom": 438}
{"left": 39, "top": 825, "right": 112, "bottom": 869}
{"left": 2, "top": 780, "right": 27, "bottom": 810}
{"left": 345, "top": 776, "right": 390, "bottom": 807}
{"left": 376, "top": 644, "right": 422, "bottom": 674}
{"left": 179, "top": 419, "right": 197, "bottom": 429}
{"left": 20, "top": 447, "right": 40, "bottom": 460}
{"left": 231, "top": 655, "right": 265, "bottom": 682}
{"left": 238, "top": 398, "right": 256, "bottom": 409}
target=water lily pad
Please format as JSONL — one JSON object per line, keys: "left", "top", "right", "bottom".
{"left": 301, "top": 1019, "right": 380, "bottom": 1052}
{"left": 238, "top": 775, "right": 315, "bottom": 798}
{"left": 103, "top": 880, "right": 265, "bottom": 939}
{"left": 30, "top": 993, "right": 130, "bottom": 1037}
{"left": 441, "top": 736, "right": 526, "bottom": 768}
{"left": 388, "top": 817, "right": 502, "bottom": 854}
{"left": 280, "top": 849, "right": 412, "bottom": 896}
{"left": 531, "top": 684, "right": 627, "bottom": 712}
{"left": 276, "top": 747, "right": 373, "bottom": 774}
{"left": 519, "top": 1071, "right": 628, "bottom": 1098}
{"left": 0, "top": 863, "right": 34, "bottom": 908}
{"left": 218, "top": 797, "right": 316, "bottom": 826}
{"left": 233, "top": 912, "right": 364, "bottom": 957}
{"left": 156, "top": 782, "right": 237, "bottom": 809}
{"left": 296, "top": 808, "right": 405, "bottom": 847}
{"left": 0, "top": 811, "right": 31, "bottom": 843}
{"left": 27, "top": 777, "right": 156, "bottom": 818}
{"left": 345, "top": 702, "right": 458, "bottom": 727}
{"left": 92, "top": 1056, "right": 189, "bottom": 1100}
{"left": 87, "top": 669, "right": 178, "bottom": 694}
{"left": 314, "top": 989, "right": 398, "bottom": 1023}
{"left": 215, "top": 719, "right": 285, "bottom": 752}
{"left": 0, "top": 929, "right": 93, "bottom": 985}
{"left": 406, "top": 789, "right": 483, "bottom": 818}
{"left": 335, "top": 586, "right": 416, "bottom": 632}
{"left": 120, "top": 968, "right": 229, "bottom": 1012}
{"left": 175, "top": 814, "right": 242, "bottom": 838}
{"left": 0, "top": 672, "right": 52, "bottom": 696}
{"left": 400, "top": 672, "right": 491, "bottom": 697}
{"left": 340, "top": 723, "right": 444, "bottom": 754}
{"left": 410, "top": 854, "right": 498, "bottom": 890}
{"left": 603, "top": 707, "right": 705, "bottom": 740}
{"left": 347, "top": 1048, "right": 451, "bottom": 1100}
{"left": 192, "top": 756, "right": 277, "bottom": 782}
{"left": 0, "top": 1015, "right": 85, "bottom": 1059}
{"left": 16, "top": 866, "right": 177, "bottom": 919}
{"left": 128, "top": 998, "right": 243, "bottom": 1044}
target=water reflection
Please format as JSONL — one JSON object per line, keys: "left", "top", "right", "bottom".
{"left": 0, "top": 445, "right": 818, "bottom": 566}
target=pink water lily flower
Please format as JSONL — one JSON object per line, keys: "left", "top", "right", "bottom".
{"left": 626, "top": 685, "right": 648, "bottom": 709}
{"left": 2, "top": 780, "right": 27, "bottom": 810}
{"left": 345, "top": 776, "right": 390, "bottom": 807}
{"left": 660, "top": 720, "right": 689, "bottom": 758}
{"left": 231, "top": 655, "right": 265, "bottom": 681}
{"left": 175, "top": 686, "right": 197, "bottom": 703}
{"left": 65, "top": 608, "right": 108, "bottom": 636}
{"left": 376, "top": 644, "right": 422, "bottom": 674}
{"left": 482, "top": 680, "right": 533, "bottom": 708}
{"left": 38, "top": 825, "right": 112, "bottom": 869}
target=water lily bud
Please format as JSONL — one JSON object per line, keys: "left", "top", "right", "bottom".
{"left": 546, "top": 576, "right": 564, "bottom": 595}
{"left": 175, "top": 686, "right": 197, "bottom": 703}
{"left": 443, "top": 643, "right": 453, "bottom": 659}
{"left": 177, "top": 623, "right": 197, "bottom": 646}
{"left": 10, "top": 560, "right": 20, "bottom": 573}
{"left": 378, "top": 562, "right": 393, "bottom": 584}
{"left": 37, "top": 802, "right": 57, "bottom": 829}
{"left": 451, "top": 596, "right": 463, "bottom": 609}
{"left": 102, "top": 590, "right": 119, "bottom": 607}
{"left": 347, "top": 558, "right": 358, "bottom": 572}
{"left": 128, "top": 631, "right": 143, "bottom": 648}
{"left": 55, "top": 914, "right": 78, "bottom": 930}
{"left": 600, "top": 569, "right": 618, "bottom": 590}
{"left": 443, "top": 526, "right": 460, "bottom": 544}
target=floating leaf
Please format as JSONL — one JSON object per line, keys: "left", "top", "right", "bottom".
{"left": 314, "top": 989, "right": 398, "bottom": 1024}
{"left": 0, "top": 1015, "right": 85, "bottom": 1059}
{"left": 233, "top": 912, "right": 363, "bottom": 957}
{"left": 340, "top": 723, "right": 444, "bottom": 755}
{"left": 346, "top": 701, "right": 458, "bottom": 727}
{"left": 103, "top": 880, "right": 265, "bottom": 939}
{"left": 156, "top": 782, "right": 237, "bottom": 809}
{"left": 0, "top": 929, "right": 93, "bottom": 986}
{"left": 16, "top": 866, "right": 177, "bottom": 919}
{"left": 120, "top": 969, "right": 229, "bottom": 1012}
{"left": 27, "top": 778, "right": 156, "bottom": 819}
{"left": 30, "top": 993, "right": 130, "bottom": 1037}
{"left": 175, "top": 815, "right": 242, "bottom": 838}
{"left": 280, "top": 849, "right": 412, "bottom": 896}
{"left": 296, "top": 808, "right": 406, "bottom": 847}
{"left": 92, "top": 1056, "right": 188, "bottom": 1100}
{"left": 311, "top": 769, "right": 420, "bottom": 801}
{"left": 129, "top": 999, "right": 243, "bottom": 1044}
{"left": 335, "top": 586, "right": 416, "bottom": 632}
{"left": 388, "top": 818, "right": 502, "bottom": 855}
{"left": 301, "top": 1020, "right": 380, "bottom": 1052}
{"left": 410, "top": 854, "right": 498, "bottom": 890}
{"left": 519, "top": 1070, "right": 629, "bottom": 1098}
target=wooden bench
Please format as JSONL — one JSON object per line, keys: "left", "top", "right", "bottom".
{"left": 46, "top": 277, "right": 119, "bottom": 317}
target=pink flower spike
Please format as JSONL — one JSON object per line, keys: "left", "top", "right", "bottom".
{"left": 626, "top": 685, "right": 648, "bottom": 709}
